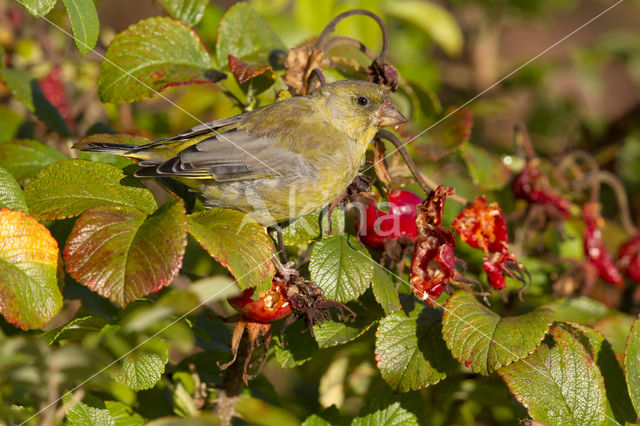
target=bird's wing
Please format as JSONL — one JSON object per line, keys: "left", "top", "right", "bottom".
{"left": 135, "top": 127, "right": 303, "bottom": 181}
{"left": 157, "top": 115, "right": 246, "bottom": 142}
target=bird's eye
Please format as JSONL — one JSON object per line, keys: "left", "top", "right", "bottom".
{"left": 356, "top": 96, "right": 369, "bottom": 106}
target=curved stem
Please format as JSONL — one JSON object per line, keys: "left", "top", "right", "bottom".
{"left": 323, "top": 36, "right": 378, "bottom": 60}
{"left": 374, "top": 130, "right": 470, "bottom": 206}
{"left": 306, "top": 68, "right": 326, "bottom": 93}
{"left": 315, "top": 9, "right": 388, "bottom": 60}
{"left": 513, "top": 123, "right": 537, "bottom": 160}
{"left": 598, "top": 170, "right": 637, "bottom": 235}
{"left": 555, "top": 150, "right": 600, "bottom": 203}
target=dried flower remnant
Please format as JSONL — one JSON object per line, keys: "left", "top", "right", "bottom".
{"left": 582, "top": 202, "right": 624, "bottom": 288}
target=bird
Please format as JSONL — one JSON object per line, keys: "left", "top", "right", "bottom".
{"left": 75, "top": 80, "right": 406, "bottom": 226}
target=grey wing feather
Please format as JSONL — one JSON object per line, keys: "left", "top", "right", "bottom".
{"left": 136, "top": 128, "right": 302, "bottom": 182}
{"left": 157, "top": 115, "right": 246, "bottom": 142}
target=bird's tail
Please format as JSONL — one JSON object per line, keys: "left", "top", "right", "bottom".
{"left": 74, "top": 141, "right": 137, "bottom": 155}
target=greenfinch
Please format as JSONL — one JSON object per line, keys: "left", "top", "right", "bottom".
{"left": 77, "top": 80, "right": 406, "bottom": 225}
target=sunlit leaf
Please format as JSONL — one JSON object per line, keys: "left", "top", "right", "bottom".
{"left": 64, "top": 200, "right": 187, "bottom": 307}
{"left": 0, "top": 209, "right": 61, "bottom": 329}
{"left": 0, "top": 139, "right": 66, "bottom": 184}
{"left": 187, "top": 208, "right": 275, "bottom": 292}
{"left": 375, "top": 305, "right": 457, "bottom": 391}
{"left": 309, "top": 235, "right": 374, "bottom": 303}
{"left": 99, "top": 17, "right": 225, "bottom": 103}
{"left": 19, "top": 0, "right": 57, "bottom": 16}
{"left": 157, "top": 0, "right": 208, "bottom": 27}
{"left": 24, "top": 159, "right": 157, "bottom": 221}
{"left": 625, "top": 316, "right": 640, "bottom": 415}
{"left": 62, "top": 0, "right": 99, "bottom": 55}
{"left": 0, "top": 167, "right": 27, "bottom": 212}
{"left": 351, "top": 401, "right": 417, "bottom": 426}
{"left": 498, "top": 324, "right": 607, "bottom": 425}
{"left": 442, "top": 291, "right": 552, "bottom": 375}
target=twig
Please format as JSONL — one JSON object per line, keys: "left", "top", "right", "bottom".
{"left": 322, "top": 36, "right": 378, "bottom": 60}
{"left": 315, "top": 9, "right": 388, "bottom": 60}
{"left": 598, "top": 170, "right": 637, "bottom": 235}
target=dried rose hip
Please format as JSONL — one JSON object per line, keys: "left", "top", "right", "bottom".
{"left": 618, "top": 234, "right": 640, "bottom": 282}
{"left": 482, "top": 252, "right": 520, "bottom": 290}
{"left": 582, "top": 202, "right": 623, "bottom": 288}
{"left": 452, "top": 196, "right": 509, "bottom": 255}
{"left": 358, "top": 190, "right": 422, "bottom": 250}
{"left": 512, "top": 159, "right": 571, "bottom": 219}
{"left": 409, "top": 186, "right": 456, "bottom": 304}
{"left": 228, "top": 282, "right": 293, "bottom": 323}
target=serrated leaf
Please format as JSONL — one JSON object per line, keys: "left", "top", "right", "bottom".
{"left": 442, "top": 290, "right": 553, "bottom": 375}
{"left": 0, "top": 167, "right": 27, "bottom": 212}
{"left": 498, "top": 324, "right": 608, "bottom": 425}
{"left": 313, "top": 299, "right": 379, "bottom": 348}
{"left": 302, "top": 406, "right": 343, "bottom": 426}
{"left": 274, "top": 320, "right": 318, "bottom": 368}
{"left": 309, "top": 235, "right": 374, "bottom": 303}
{"left": 0, "top": 105, "right": 23, "bottom": 143}
{"left": 626, "top": 316, "right": 640, "bottom": 415}
{"left": 562, "top": 322, "right": 637, "bottom": 424}
{"left": 351, "top": 401, "right": 417, "bottom": 426}
{"left": 381, "top": 1, "right": 463, "bottom": 57}
{"left": 375, "top": 305, "right": 457, "bottom": 392}
{"left": 24, "top": 159, "right": 157, "bottom": 221}
{"left": 18, "top": 0, "right": 57, "bottom": 16}
{"left": 0, "top": 209, "right": 62, "bottom": 329}
{"left": 62, "top": 0, "right": 99, "bottom": 55}
{"left": 371, "top": 264, "right": 401, "bottom": 314}
{"left": 542, "top": 296, "right": 615, "bottom": 326}
{"left": 64, "top": 200, "right": 187, "bottom": 307}
{"left": 460, "top": 142, "right": 511, "bottom": 191}
{"left": 0, "top": 68, "right": 70, "bottom": 136}
{"left": 187, "top": 208, "right": 275, "bottom": 292}
{"left": 0, "top": 139, "right": 66, "bottom": 184}
{"left": 215, "top": 2, "right": 284, "bottom": 68}
{"left": 65, "top": 393, "right": 115, "bottom": 426}
{"left": 110, "top": 338, "right": 169, "bottom": 391}
{"left": 157, "top": 0, "right": 208, "bottom": 27}
{"left": 282, "top": 208, "right": 344, "bottom": 245}
{"left": 412, "top": 107, "right": 473, "bottom": 161}
{"left": 99, "top": 17, "right": 225, "bottom": 103}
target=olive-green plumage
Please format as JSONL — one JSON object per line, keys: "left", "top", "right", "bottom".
{"left": 77, "top": 80, "right": 406, "bottom": 225}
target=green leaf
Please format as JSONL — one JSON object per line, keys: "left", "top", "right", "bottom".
{"left": 593, "top": 314, "right": 635, "bottom": 354}
{"left": 375, "top": 304, "right": 457, "bottom": 392}
{"left": 302, "top": 406, "right": 343, "bottom": 426}
{"left": 0, "top": 139, "right": 67, "bottom": 184}
{"left": 562, "top": 322, "right": 637, "bottom": 424}
{"left": 460, "top": 142, "right": 511, "bottom": 191}
{"left": 274, "top": 320, "right": 318, "bottom": 368}
{"left": 0, "top": 167, "right": 27, "bottom": 212}
{"left": 309, "top": 235, "right": 374, "bottom": 303}
{"left": 381, "top": 1, "right": 463, "bottom": 57}
{"left": 282, "top": 208, "right": 344, "bottom": 246}
{"left": 0, "top": 68, "right": 70, "bottom": 136}
{"left": 41, "top": 315, "right": 108, "bottom": 344}
{"left": 157, "top": 0, "right": 208, "bottom": 27}
{"left": 24, "top": 159, "right": 157, "bottom": 221}
{"left": 351, "top": 401, "right": 417, "bottom": 426}
{"left": 0, "top": 105, "right": 23, "bottom": 143}
{"left": 99, "top": 17, "right": 225, "bottom": 103}
{"left": 65, "top": 393, "right": 115, "bottom": 426}
{"left": 371, "top": 264, "right": 401, "bottom": 314}
{"left": 626, "top": 316, "right": 640, "bottom": 415}
{"left": 110, "top": 338, "right": 169, "bottom": 391}
{"left": 105, "top": 401, "right": 146, "bottom": 426}
{"left": 62, "top": 0, "right": 99, "bottom": 55}
{"left": 441, "top": 290, "right": 553, "bottom": 375}
{"left": 18, "top": 0, "right": 57, "bottom": 16}
{"left": 313, "top": 298, "right": 379, "bottom": 348}
{"left": 413, "top": 107, "right": 473, "bottom": 161}
{"left": 0, "top": 209, "right": 62, "bottom": 329}
{"left": 64, "top": 200, "right": 187, "bottom": 307}
{"left": 542, "top": 296, "right": 615, "bottom": 326}
{"left": 187, "top": 208, "right": 275, "bottom": 292}
{"left": 498, "top": 324, "right": 608, "bottom": 425}
{"left": 215, "top": 2, "right": 284, "bottom": 68}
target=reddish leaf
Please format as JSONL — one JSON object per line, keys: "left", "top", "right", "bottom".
{"left": 64, "top": 200, "right": 187, "bottom": 307}
{"left": 0, "top": 208, "right": 62, "bottom": 329}
{"left": 228, "top": 54, "right": 273, "bottom": 85}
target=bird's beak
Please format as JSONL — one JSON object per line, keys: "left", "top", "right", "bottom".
{"left": 375, "top": 101, "right": 407, "bottom": 127}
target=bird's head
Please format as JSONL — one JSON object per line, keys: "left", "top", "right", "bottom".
{"left": 311, "top": 80, "right": 407, "bottom": 142}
